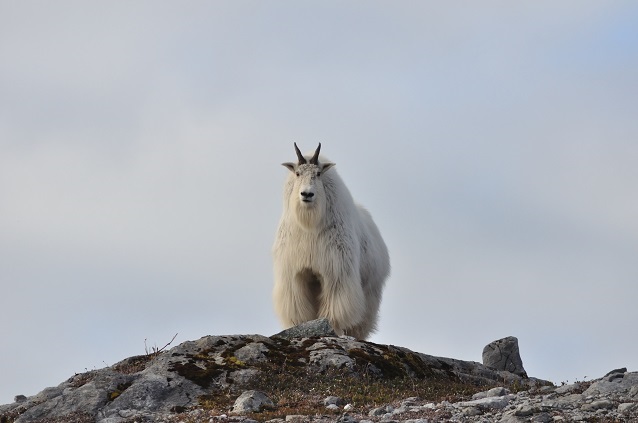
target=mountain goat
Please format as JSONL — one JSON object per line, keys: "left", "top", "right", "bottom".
{"left": 272, "top": 143, "right": 390, "bottom": 340}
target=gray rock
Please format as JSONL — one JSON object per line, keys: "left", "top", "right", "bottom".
{"left": 324, "top": 396, "right": 345, "bottom": 406}
{"left": 309, "top": 348, "right": 354, "bottom": 371}
{"left": 461, "top": 406, "right": 482, "bottom": 416}
{"left": 234, "top": 342, "right": 270, "bottom": 363}
{"left": 368, "top": 405, "right": 393, "bottom": 416}
{"left": 390, "top": 405, "right": 411, "bottom": 415}
{"left": 401, "top": 396, "right": 419, "bottom": 406}
{"left": 619, "top": 402, "right": 638, "bottom": 413}
{"left": 472, "top": 386, "right": 510, "bottom": 399}
{"left": 285, "top": 415, "right": 306, "bottom": 421}
{"left": 482, "top": 336, "right": 528, "bottom": 377}
{"left": 552, "top": 393, "right": 585, "bottom": 409}
{"left": 232, "top": 390, "right": 275, "bottom": 413}
{"left": 604, "top": 367, "right": 627, "bottom": 377}
{"left": 456, "top": 395, "right": 511, "bottom": 410}
{"left": 531, "top": 412, "right": 552, "bottom": 422}
{"left": 581, "top": 399, "right": 613, "bottom": 411}
{"left": 14, "top": 395, "right": 27, "bottom": 403}
{"left": 272, "top": 318, "right": 337, "bottom": 339}
{"left": 499, "top": 411, "right": 525, "bottom": 423}
{"left": 15, "top": 370, "right": 136, "bottom": 423}
{"left": 584, "top": 372, "right": 638, "bottom": 396}
{"left": 117, "top": 409, "right": 137, "bottom": 418}
{"left": 554, "top": 381, "right": 584, "bottom": 395}
{"left": 514, "top": 403, "right": 536, "bottom": 416}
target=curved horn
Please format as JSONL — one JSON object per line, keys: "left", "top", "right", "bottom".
{"left": 310, "top": 143, "right": 321, "bottom": 165}
{"left": 293, "top": 142, "right": 307, "bottom": 164}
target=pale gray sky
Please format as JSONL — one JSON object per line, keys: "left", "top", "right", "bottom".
{"left": 1, "top": 1, "right": 637, "bottom": 404}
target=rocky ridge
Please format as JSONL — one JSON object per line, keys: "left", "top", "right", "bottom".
{"left": 1, "top": 320, "right": 636, "bottom": 423}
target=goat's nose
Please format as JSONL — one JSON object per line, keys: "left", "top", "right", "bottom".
{"left": 301, "top": 191, "right": 314, "bottom": 198}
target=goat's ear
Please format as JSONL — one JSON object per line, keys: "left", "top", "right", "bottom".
{"left": 321, "top": 162, "right": 336, "bottom": 173}
{"left": 282, "top": 162, "right": 296, "bottom": 172}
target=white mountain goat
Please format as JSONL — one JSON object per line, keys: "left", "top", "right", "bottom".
{"left": 272, "top": 143, "right": 390, "bottom": 339}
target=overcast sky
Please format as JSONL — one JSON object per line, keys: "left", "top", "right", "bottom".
{"left": 1, "top": 1, "right": 637, "bottom": 405}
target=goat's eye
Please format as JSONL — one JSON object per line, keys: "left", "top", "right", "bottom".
{"left": 317, "top": 172, "right": 321, "bottom": 177}
{"left": 295, "top": 171, "right": 300, "bottom": 177}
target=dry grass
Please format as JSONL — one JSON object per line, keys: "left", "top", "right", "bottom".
{"left": 197, "top": 354, "right": 494, "bottom": 420}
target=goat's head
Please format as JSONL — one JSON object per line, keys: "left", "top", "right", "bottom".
{"left": 282, "top": 143, "right": 336, "bottom": 227}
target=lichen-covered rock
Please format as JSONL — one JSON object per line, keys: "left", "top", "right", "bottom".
{"left": 234, "top": 342, "right": 270, "bottom": 364}
{"left": 272, "top": 318, "right": 337, "bottom": 339}
{"left": 8, "top": 370, "right": 137, "bottom": 422}
{"left": 0, "top": 327, "right": 548, "bottom": 423}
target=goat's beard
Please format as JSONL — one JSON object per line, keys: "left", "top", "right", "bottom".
{"left": 293, "top": 199, "right": 324, "bottom": 230}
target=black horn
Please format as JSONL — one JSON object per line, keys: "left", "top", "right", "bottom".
{"left": 310, "top": 143, "right": 321, "bottom": 165}
{"left": 293, "top": 142, "right": 307, "bottom": 164}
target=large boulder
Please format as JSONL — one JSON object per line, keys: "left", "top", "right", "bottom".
{"left": 482, "top": 336, "right": 528, "bottom": 377}
{"left": 1, "top": 327, "right": 546, "bottom": 423}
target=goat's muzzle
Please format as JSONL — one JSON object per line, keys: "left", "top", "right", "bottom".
{"left": 300, "top": 190, "right": 315, "bottom": 203}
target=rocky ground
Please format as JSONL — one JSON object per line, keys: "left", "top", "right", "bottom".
{"left": 1, "top": 320, "right": 636, "bottom": 423}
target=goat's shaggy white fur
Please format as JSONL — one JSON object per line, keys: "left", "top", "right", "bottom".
{"left": 272, "top": 143, "right": 390, "bottom": 340}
